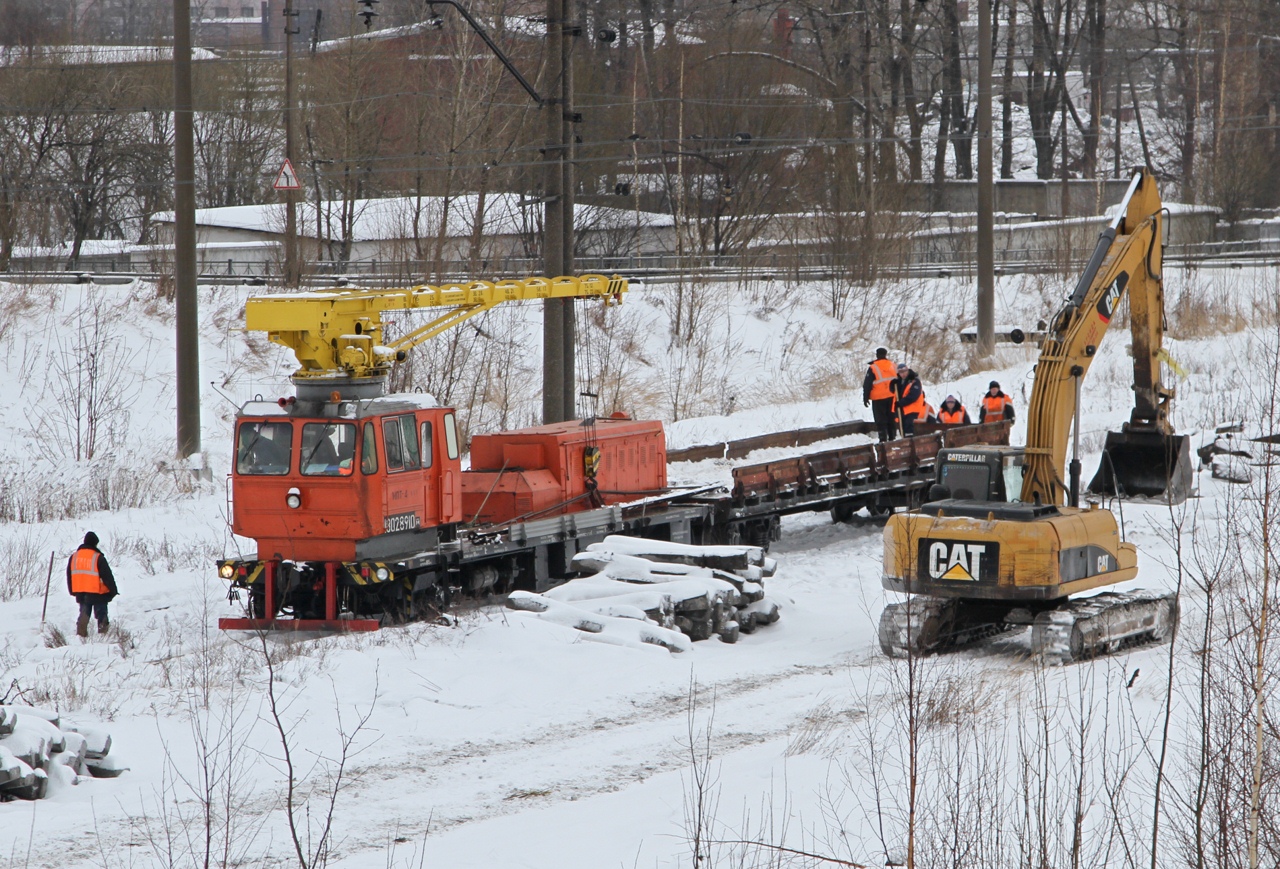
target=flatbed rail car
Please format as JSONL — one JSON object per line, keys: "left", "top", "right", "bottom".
{"left": 701, "top": 420, "right": 1014, "bottom": 541}
{"left": 219, "top": 420, "right": 1011, "bottom": 632}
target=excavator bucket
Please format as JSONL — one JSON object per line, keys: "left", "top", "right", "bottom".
{"left": 1088, "top": 430, "right": 1194, "bottom": 503}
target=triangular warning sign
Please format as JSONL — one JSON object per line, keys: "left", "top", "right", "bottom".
{"left": 940, "top": 563, "right": 976, "bottom": 581}
{"left": 273, "top": 158, "right": 301, "bottom": 190}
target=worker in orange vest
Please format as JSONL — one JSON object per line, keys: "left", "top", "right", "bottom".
{"left": 938, "top": 395, "right": 971, "bottom": 425}
{"left": 979, "top": 381, "right": 1016, "bottom": 424}
{"left": 66, "top": 532, "right": 118, "bottom": 637}
{"left": 891, "top": 363, "right": 927, "bottom": 436}
{"left": 862, "top": 347, "right": 899, "bottom": 442}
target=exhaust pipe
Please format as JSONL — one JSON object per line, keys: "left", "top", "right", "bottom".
{"left": 1088, "top": 429, "right": 1194, "bottom": 504}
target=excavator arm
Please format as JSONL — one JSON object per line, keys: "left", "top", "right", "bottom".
{"left": 246, "top": 274, "right": 627, "bottom": 382}
{"left": 1021, "top": 169, "right": 1187, "bottom": 506}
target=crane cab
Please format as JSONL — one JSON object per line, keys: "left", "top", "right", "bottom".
{"left": 231, "top": 395, "right": 463, "bottom": 563}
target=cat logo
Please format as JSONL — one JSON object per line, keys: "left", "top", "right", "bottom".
{"left": 1096, "top": 271, "right": 1129, "bottom": 323}
{"left": 918, "top": 539, "right": 999, "bottom": 582}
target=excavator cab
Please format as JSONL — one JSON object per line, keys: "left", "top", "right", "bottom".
{"left": 1088, "top": 429, "right": 1193, "bottom": 503}
{"left": 929, "top": 447, "right": 1026, "bottom": 503}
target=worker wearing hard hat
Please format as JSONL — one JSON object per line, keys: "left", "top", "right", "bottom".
{"left": 862, "top": 347, "right": 899, "bottom": 442}
{"left": 979, "top": 381, "right": 1016, "bottom": 423}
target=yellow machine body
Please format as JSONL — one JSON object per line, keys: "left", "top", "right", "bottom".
{"left": 883, "top": 504, "right": 1137, "bottom": 602}
{"left": 883, "top": 170, "right": 1184, "bottom": 604}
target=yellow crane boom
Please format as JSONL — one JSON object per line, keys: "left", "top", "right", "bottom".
{"left": 246, "top": 274, "right": 626, "bottom": 383}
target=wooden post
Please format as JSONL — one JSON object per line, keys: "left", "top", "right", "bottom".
{"left": 40, "top": 551, "right": 55, "bottom": 624}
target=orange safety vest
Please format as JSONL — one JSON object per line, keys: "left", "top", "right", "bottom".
{"left": 917, "top": 403, "right": 935, "bottom": 422}
{"left": 939, "top": 405, "right": 967, "bottom": 424}
{"left": 868, "top": 358, "right": 897, "bottom": 401}
{"left": 69, "top": 549, "right": 109, "bottom": 595}
{"left": 982, "top": 393, "right": 1011, "bottom": 419}
{"left": 899, "top": 388, "right": 926, "bottom": 420}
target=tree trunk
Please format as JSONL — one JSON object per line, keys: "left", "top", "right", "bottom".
{"left": 1001, "top": 0, "right": 1016, "bottom": 178}
{"left": 942, "top": 0, "right": 972, "bottom": 178}
{"left": 1081, "top": 0, "right": 1105, "bottom": 178}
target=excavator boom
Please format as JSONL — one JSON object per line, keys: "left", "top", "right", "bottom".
{"left": 1022, "top": 170, "right": 1191, "bottom": 505}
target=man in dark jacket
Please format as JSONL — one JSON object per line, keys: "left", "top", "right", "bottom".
{"left": 890, "top": 365, "right": 926, "bottom": 436}
{"left": 67, "top": 532, "right": 118, "bottom": 637}
{"left": 862, "top": 347, "right": 899, "bottom": 442}
{"left": 979, "top": 381, "right": 1016, "bottom": 424}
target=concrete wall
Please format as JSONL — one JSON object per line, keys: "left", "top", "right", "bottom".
{"left": 909, "top": 207, "right": 1220, "bottom": 265}
{"left": 896, "top": 179, "right": 1138, "bottom": 218}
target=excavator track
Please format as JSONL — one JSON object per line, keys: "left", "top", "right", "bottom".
{"left": 1031, "top": 590, "right": 1178, "bottom": 664}
{"left": 878, "top": 598, "right": 1015, "bottom": 658}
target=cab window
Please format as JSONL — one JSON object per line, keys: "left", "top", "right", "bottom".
{"left": 384, "top": 418, "right": 404, "bottom": 470}
{"left": 939, "top": 462, "right": 991, "bottom": 501}
{"left": 400, "top": 416, "right": 420, "bottom": 468}
{"left": 444, "top": 412, "right": 460, "bottom": 460}
{"left": 361, "top": 422, "right": 378, "bottom": 474}
{"left": 420, "top": 421, "right": 434, "bottom": 469}
{"left": 236, "top": 421, "right": 292, "bottom": 475}
{"left": 383, "top": 415, "right": 420, "bottom": 472}
{"left": 300, "top": 423, "right": 356, "bottom": 476}
{"left": 1002, "top": 454, "right": 1025, "bottom": 503}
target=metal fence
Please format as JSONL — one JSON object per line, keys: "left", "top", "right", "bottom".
{"left": 5, "top": 239, "right": 1278, "bottom": 287}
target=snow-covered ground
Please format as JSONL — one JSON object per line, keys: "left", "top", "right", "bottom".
{"left": 0, "top": 265, "right": 1277, "bottom": 867}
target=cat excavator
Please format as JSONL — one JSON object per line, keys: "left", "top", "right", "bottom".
{"left": 880, "top": 168, "right": 1194, "bottom": 662}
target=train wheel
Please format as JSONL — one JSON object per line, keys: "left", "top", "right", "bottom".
{"left": 249, "top": 587, "right": 266, "bottom": 619}
{"left": 830, "top": 501, "right": 857, "bottom": 524}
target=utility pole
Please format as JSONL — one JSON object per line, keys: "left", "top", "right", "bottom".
{"left": 560, "top": 0, "right": 576, "bottom": 421}
{"left": 173, "top": 0, "right": 200, "bottom": 457}
{"left": 283, "top": 0, "right": 301, "bottom": 286}
{"left": 356, "top": 0, "right": 573, "bottom": 421}
{"left": 542, "top": 0, "right": 564, "bottom": 424}
{"left": 542, "top": 0, "right": 576, "bottom": 423}
{"left": 975, "top": 0, "right": 995, "bottom": 358}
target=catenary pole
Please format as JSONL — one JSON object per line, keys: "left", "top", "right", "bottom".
{"left": 560, "top": 0, "right": 576, "bottom": 420}
{"left": 542, "top": 0, "right": 566, "bottom": 423}
{"left": 283, "top": 0, "right": 300, "bottom": 286}
{"left": 976, "top": 0, "right": 995, "bottom": 358}
{"left": 173, "top": 0, "right": 200, "bottom": 457}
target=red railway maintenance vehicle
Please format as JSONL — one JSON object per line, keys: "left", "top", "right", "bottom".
{"left": 218, "top": 275, "right": 1011, "bottom": 631}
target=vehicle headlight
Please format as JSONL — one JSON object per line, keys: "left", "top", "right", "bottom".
{"left": 375, "top": 567, "right": 390, "bottom": 581}
{"left": 219, "top": 563, "right": 235, "bottom": 579}
{"left": 286, "top": 487, "right": 302, "bottom": 509}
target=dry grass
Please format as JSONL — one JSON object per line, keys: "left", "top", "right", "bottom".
{"left": 786, "top": 699, "right": 864, "bottom": 758}
{"left": 0, "top": 454, "right": 205, "bottom": 524}
{"left": 113, "top": 531, "right": 223, "bottom": 577}
{"left": 0, "top": 528, "right": 53, "bottom": 601}
{"left": 919, "top": 673, "right": 1000, "bottom": 727}
{"left": 1166, "top": 268, "right": 1280, "bottom": 339}
{"left": 1168, "top": 284, "right": 1250, "bottom": 339}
